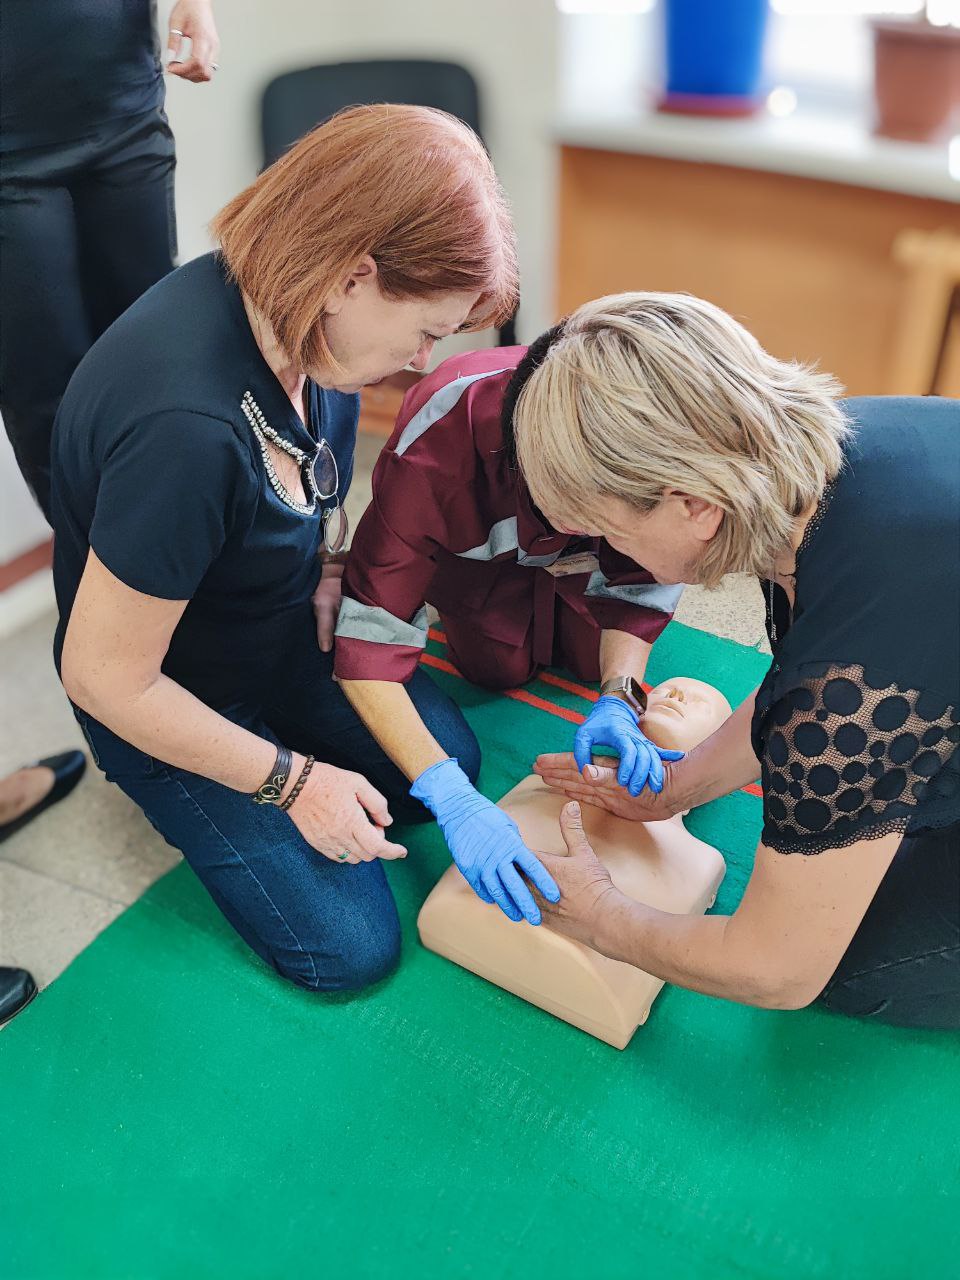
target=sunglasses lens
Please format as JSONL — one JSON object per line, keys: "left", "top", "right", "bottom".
{"left": 313, "top": 442, "right": 338, "bottom": 499}
{"left": 323, "top": 505, "right": 349, "bottom": 555}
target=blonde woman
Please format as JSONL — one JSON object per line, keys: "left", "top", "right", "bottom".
{"left": 52, "top": 105, "right": 518, "bottom": 993}
{"left": 522, "top": 294, "right": 959, "bottom": 1028}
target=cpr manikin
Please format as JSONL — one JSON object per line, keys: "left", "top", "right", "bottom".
{"left": 417, "top": 677, "right": 734, "bottom": 1049}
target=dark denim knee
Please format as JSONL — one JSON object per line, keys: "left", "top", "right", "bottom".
{"left": 450, "top": 728, "right": 481, "bottom": 787}
{"left": 274, "top": 916, "right": 402, "bottom": 995}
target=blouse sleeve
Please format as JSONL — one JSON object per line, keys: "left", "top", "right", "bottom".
{"left": 758, "top": 661, "right": 960, "bottom": 854}
{"left": 89, "top": 411, "right": 251, "bottom": 600}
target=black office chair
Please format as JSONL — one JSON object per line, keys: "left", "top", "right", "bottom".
{"left": 261, "top": 59, "right": 517, "bottom": 346}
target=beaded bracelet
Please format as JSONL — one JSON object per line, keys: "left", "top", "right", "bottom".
{"left": 280, "top": 755, "right": 316, "bottom": 812}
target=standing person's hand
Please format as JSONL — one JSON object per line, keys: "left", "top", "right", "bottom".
{"left": 166, "top": 0, "right": 220, "bottom": 83}
{"left": 312, "top": 563, "right": 344, "bottom": 653}
{"left": 411, "top": 759, "right": 561, "bottom": 925}
{"left": 284, "top": 755, "right": 407, "bottom": 865}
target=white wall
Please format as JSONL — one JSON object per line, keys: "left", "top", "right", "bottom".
{"left": 162, "top": 0, "right": 559, "bottom": 338}
{"left": 0, "top": 0, "right": 560, "bottom": 564}
{"left": 0, "top": 430, "right": 49, "bottom": 561}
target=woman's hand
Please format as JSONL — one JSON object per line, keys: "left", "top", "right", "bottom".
{"left": 312, "top": 564, "right": 344, "bottom": 653}
{"left": 166, "top": 0, "right": 220, "bottom": 83}
{"left": 285, "top": 756, "right": 408, "bottom": 865}
{"left": 574, "top": 696, "right": 683, "bottom": 795}
{"left": 410, "top": 758, "right": 560, "bottom": 925}
{"left": 530, "top": 802, "right": 622, "bottom": 949}
{"left": 534, "top": 752, "right": 681, "bottom": 823}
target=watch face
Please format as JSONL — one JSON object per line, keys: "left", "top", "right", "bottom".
{"left": 602, "top": 678, "right": 646, "bottom": 712}
{"left": 625, "top": 678, "right": 647, "bottom": 712}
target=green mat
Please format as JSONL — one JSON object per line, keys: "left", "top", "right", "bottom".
{"left": 2, "top": 622, "right": 958, "bottom": 1280}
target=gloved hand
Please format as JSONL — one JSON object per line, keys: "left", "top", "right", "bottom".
{"left": 411, "top": 758, "right": 561, "bottom": 925}
{"left": 574, "top": 696, "right": 684, "bottom": 796}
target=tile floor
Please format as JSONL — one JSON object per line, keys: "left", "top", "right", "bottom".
{"left": 0, "top": 434, "right": 769, "bottom": 993}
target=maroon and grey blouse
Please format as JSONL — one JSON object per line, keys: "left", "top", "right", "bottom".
{"left": 334, "top": 347, "right": 682, "bottom": 684}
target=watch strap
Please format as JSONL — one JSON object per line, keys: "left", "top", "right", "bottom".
{"left": 599, "top": 676, "right": 647, "bottom": 716}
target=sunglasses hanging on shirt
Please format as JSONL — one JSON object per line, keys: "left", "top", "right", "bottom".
{"left": 241, "top": 391, "right": 349, "bottom": 553}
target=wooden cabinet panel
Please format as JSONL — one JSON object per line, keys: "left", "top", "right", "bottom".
{"left": 357, "top": 371, "right": 420, "bottom": 438}
{"left": 557, "top": 146, "right": 960, "bottom": 396}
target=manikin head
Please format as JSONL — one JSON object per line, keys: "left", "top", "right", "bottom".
{"left": 640, "top": 677, "right": 732, "bottom": 754}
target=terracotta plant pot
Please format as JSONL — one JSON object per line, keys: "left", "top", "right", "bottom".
{"left": 872, "top": 18, "right": 960, "bottom": 143}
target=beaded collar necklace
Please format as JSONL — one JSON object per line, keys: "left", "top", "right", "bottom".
{"left": 240, "top": 391, "right": 321, "bottom": 516}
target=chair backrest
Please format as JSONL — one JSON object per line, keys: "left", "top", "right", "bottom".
{"left": 261, "top": 59, "right": 483, "bottom": 169}
{"left": 889, "top": 229, "right": 960, "bottom": 396}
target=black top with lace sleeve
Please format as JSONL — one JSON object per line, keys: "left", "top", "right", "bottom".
{"left": 752, "top": 397, "right": 960, "bottom": 855}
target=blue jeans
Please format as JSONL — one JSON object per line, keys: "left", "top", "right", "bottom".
{"left": 74, "top": 623, "right": 480, "bottom": 994}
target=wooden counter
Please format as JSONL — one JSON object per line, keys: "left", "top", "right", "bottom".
{"left": 557, "top": 145, "right": 960, "bottom": 396}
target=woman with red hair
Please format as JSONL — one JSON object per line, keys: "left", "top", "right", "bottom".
{"left": 51, "top": 104, "right": 528, "bottom": 993}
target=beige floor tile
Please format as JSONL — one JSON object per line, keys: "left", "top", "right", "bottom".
{"left": 675, "top": 575, "right": 770, "bottom": 652}
{"left": 0, "top": 860, "right": 125, "bottom": 989}
{"left": 0, "top": 612, "right": 81, "bottom": 779}
{"left": 0, "top": 774, "right": 179, "bottom": 908}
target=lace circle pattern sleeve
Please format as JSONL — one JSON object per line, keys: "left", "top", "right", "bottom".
{"left": 759, "top": 662, "right": 960, "bottom": 855}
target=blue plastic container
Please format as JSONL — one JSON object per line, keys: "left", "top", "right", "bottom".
{"left": 664, "top": 0, "right": 769, "bottom": 104}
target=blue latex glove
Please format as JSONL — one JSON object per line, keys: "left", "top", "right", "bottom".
{"left": 411, "top": 758, "right": 561, "bottom": 925}
{"left": 574, "top": 695, "right": 685, "bottom": 796}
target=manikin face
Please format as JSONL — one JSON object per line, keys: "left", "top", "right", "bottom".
{"left": 317, "top": 256, "right": 480, "bottom": 394}
{"left": 640, "top": 677, "right": 732, "bottom": 753}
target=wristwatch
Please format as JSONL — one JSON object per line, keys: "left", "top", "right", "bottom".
{"left": 599, "top": 675, "right": 647, "bottom": 718}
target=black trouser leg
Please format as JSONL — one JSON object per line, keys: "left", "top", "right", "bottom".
{"left": 72, "top": 111, "right": 177, "bottom": 341}
{"left": 0, "top": 172, "right": 91, "bottom": 519}
{"left": 0, "top": 110, "right": 176, "bottom": 521}
{"left": 817, "top": 821, "right": 960, "bottom": 1029}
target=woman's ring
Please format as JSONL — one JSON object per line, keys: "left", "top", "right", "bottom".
{"left": 169, "top": 28, "right": 183, "bottom": 35}
{"left": 336, "top": 851, "right": 349, "bottom": 861}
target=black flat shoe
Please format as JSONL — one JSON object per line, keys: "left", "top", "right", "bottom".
{"left": 0, "top": 967, "right": 38, "bottom": 1026}
{"left": 0, "top": 750, "right": 87, "bottom": 845}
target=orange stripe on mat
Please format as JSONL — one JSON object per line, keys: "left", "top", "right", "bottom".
{"left": 428, "top": 628, "right": 651, "bottom": 704}
{"left": 503, "top": 687, "right": 585, "bottom": 725}
{"left": 538, "top": 671, "right": 599, "bottom": 702}
{"left": 422, "top": 652, "right": 586, "bottom": 724}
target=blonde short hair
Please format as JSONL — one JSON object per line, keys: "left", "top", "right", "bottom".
{"left": 514, "top": 293, "right": 850, "bottom": 587}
